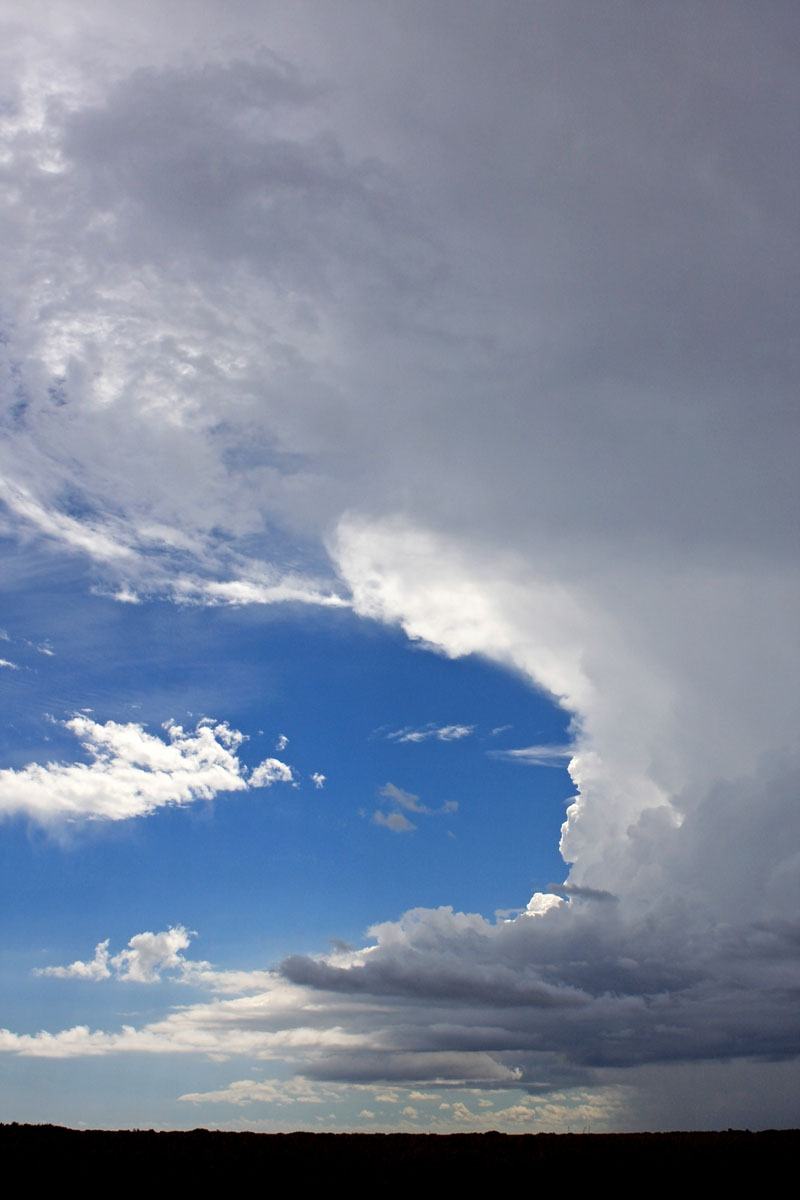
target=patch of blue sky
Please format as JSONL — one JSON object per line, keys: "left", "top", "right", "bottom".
{"left": 0, "top": 546, "right": 572, "bottom": 1003}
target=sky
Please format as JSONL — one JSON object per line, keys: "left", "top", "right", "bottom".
{"left": 0, "top": 0, "right": 798, "bottom": 1133}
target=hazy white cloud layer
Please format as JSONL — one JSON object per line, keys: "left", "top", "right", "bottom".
{"left": 1, "top": 0, "right": 798, "bottom": 1128}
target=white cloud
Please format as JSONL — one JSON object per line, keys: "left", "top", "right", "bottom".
{"left": 275, "top": 735, "right": 289, "bottom": 752}
{"left": 110, "top": 926, "right": 195, "bottom": 983}
{"left": 37, "top": 926, "right": 284, "bottom": 995}
{"left": 311, "top": 772, "right": 325, "bottom": 789}
{"left": 0, "top": 718, "right": 302, "bottom": 826}
{"left": 0, "top": 659, "right": 19, "bottom": 670}
{"left": 249, "top": 758, "right": 294, "bottom": 788}
{"left": 488, "top": 744, "right": 573, "bottom": 767}
{"left": 387, "top": 724, "right": 475, "bottom": 743}
{"left": 180, "top": 1078, "right": 330, "bottom": 1107}
{"left": 0, "top": 717, "right": 247, "bottom": 824}
{"left": 38, "top": 927, "right": 199, "bottom": 984}
{"left": 37, "top": 939, "right": 112, "bottom": 981}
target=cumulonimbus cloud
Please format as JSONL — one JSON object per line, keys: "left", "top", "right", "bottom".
{"left": 0, "top": 2, "right": 798, "bottom": 1129}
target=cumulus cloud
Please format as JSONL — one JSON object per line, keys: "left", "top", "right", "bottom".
{"left": 37, "top": 939, "right": 112, "bottom": 981}
{"left": 0, "top": 717, "right": 248, "bottom": 823}
{"left": 0, "top": 718, "right": 299, "bottom": 824}
{"left": 180, "top": 1078, "right": 331, "bottom": 1107}
{"left": 249, "top": 758, "right": 294, "bottom": 788}
{"left": 38, "top": 926, "right": 197, "bottom": 983}
{"left": 310, "top": 772, "right": 325, "bottom": 789}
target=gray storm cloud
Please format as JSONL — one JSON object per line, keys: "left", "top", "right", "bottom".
{"left": 0, "top": 1, "right": 798, "bottom": 1127}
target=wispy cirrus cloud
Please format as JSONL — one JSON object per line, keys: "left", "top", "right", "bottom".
{"left": 387, "top": 724, "right": 475, "bottom": 744}
{"left": 488, "top": 744, "right": 573, "bottom": 767}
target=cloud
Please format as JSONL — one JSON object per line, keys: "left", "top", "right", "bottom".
{"left": 249, "top": 758, "right": 294, "bottom": 788}
{"left": 275, "top": 735, "right": 289, "bottom": 752}
{"left": 0, "top": 659, "right": 19, "bottom": 670}
{"left": 109, "top": 927, "right": 196, "bottom": 983}
{"left": 372, "top": 811, "right": 415, "bottom": 834}
{"left": 375, "top": 782, "right": 457, "bottom": 825}
{"left": 0, "top": 46, "right": 433, "bottom": 606}
{"left": 387, "top": 724, "right": 475, "bottom": 744}
{"left": 180, "top": 1078, "right": 335, "bottom": 1107}
{"left": 37, "top": 927, "right": 200, "bottom": 984}
{"left": 0, "top": 2, "right": 798, "bottom": 1129}
{"left": 489, "top": 745, "right": 573, "bottom": 767}
{"left": 547, "top": 885, "right": 617, "bottom": 903}
{"left": 379, "top": 782, "right": 426, "bottom": 813}
{"left": 37, "top": 939, "right": 112, "bottom": 981}
{"left": 0, "top": 717, "right": 248, "bottom": 824}
{"left": 311, "top": 772, "right": 325, "bottom": 789}
{"left": 0, "top": 718, "right": 298, "bottom": 825}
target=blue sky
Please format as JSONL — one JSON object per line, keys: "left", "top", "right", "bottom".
{"left": 0, "top": 1, "right": 799, "bottom": 1133}
{"left": 1, "top": 545, "right": 573, "bottom": 966}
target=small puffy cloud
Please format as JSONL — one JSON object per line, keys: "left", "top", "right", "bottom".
{"left": 450, "top": 1102, "right": 483, "bottom": 1124}
{"left": 402, "top": 1106, "right": 418, "bottom": 1119}
{"left": 110, "top": 926, "right": 194, "bottom": 983}
{"left": 275, "top": 735, "right": 289, "bottom": 752}
{"left": 37, "top": 927, "right": 197, "bottom": 984}
{"left": 358, "top": 1110, "right": 375, "bottom": 1119}
{"left": 373, "top": 811, "right": 416, "bottom": 833}
{"left": 36, "top": 927, "right": 284, "bottom": 994}
{"left": 37, "top": 939, "right": 112, "bottom": 981}
{"left": 249, "top": 758, "right": 294, "bottom": 787}
{"left": 180, "top": 1078, "right": 329, "bottom": 1106}
{"left": 0, "top": 717, "right": 247, "bottom": 824}
{"left": 0, "top": 659, "right": 19, "bottom": 670}
{"left": 311, "top": 772, "right": 326, "bottom": 789}
{"left": 387, "top": 724, "right": 475, "bottom": 743}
